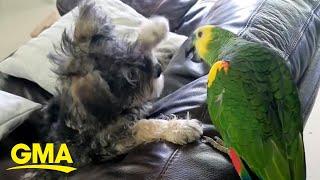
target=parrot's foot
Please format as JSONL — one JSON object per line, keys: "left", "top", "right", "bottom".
{"left": 207, "top": 60, "right": 229, "bottom": 87}
{"left": 202, "top": 136, "right": 252, "bottom": 180}
{"left": 214, "top": 136, "right": 225, "bottom": 146}
{"left": 202, "top": 136, "right": 229, "bottom": 154}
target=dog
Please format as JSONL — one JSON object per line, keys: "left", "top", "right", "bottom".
{"left": 23, "top": 2, "right": 202, "bottom": 179}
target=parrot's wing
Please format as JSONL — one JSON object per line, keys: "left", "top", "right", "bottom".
{"left": 268, "top": 55, "right": 305, "bottom": 180}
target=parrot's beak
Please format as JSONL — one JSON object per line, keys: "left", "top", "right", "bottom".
{"left": 191, "top": 33, "right": 196, "bottom": 42}
{"left": 187, "top": 34, "right": 203, "bottom": 63}
{"left": 186, "top": 33, "right": 203, "bottom": 63}
{"left": 182, "top": 36, "right": 199, "bottom": 63}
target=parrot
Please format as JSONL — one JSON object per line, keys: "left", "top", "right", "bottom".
{"left": 192, "top": 25, "right": 306, "bottom": 180}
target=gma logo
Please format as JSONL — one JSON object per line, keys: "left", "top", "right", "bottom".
{"left": 6, "top": 143, "right": 77, "bottom": 173}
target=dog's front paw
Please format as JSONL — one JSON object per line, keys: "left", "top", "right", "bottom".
{"left": 162, "top": 119, "right": 203, "bottom": 145}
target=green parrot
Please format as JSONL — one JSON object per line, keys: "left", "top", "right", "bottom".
{"left": 192, "top": 25, "right": 306, "bottom": 180}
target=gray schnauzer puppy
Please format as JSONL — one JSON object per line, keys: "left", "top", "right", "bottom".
{"left": 24, "top": 2, "right": 202, "bottom": 179}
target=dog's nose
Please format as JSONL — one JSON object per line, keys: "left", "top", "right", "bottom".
{"left": 153, "top": 63, "right": 163, "bottom": 78}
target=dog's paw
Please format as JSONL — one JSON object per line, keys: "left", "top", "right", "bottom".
{"left": 162, "top": 119, "right": 203, "bottom": 145}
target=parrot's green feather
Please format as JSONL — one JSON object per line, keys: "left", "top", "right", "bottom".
{"left": 194, "top": 26, "right": 306, "bottom": 180}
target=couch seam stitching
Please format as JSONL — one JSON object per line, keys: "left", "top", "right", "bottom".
{"left": 151, "top": 0, "right": 168, "bottom": 16}
{"left": 238, "top": 0, "right": 267, "bottom": 36}
{"left": 286, "top": 1, "right": 320, "bottom": 60}
{"left": 158, "top": 146, "right": 180, "bottom": 180}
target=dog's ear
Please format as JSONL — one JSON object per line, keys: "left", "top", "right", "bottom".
{"left": 49, "top": 2, "right": 114, "bottom": 77}
{"left": 137, "top": 16, "right": 169, "bottom": 51}
{"left": 73, "top": 2, "right": 112, "bottom": 45}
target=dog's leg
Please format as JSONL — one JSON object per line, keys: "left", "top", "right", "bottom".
{"left": 133, "top": 118, "right": 203, "bottom": 145}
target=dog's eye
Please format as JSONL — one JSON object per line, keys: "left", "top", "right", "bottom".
{"left": 91, "top": 34, "right": 104, "bottom": 44}
{"left": 143, "top": 56, "right": 152, "bottom": 62}
{"left": 136, "top": 64, "right": 148, "bottom": 73}
{"left": 138, "top": 57, "right": 153, "bottom": 73}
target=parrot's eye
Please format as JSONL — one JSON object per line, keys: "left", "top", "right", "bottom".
{"left": 198, "top": 31, "right": 203, "bottom": 38}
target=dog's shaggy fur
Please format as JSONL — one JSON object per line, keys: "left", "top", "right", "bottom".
{"left": 24, "top": 2, "right": 202, "bottom": 179}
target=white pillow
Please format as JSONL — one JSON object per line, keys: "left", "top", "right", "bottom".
{"left": 0, "top": 0, "right": 187, "bottom": 95}
{"left": 0, "top": 90, "right": 41, "bottom": 140}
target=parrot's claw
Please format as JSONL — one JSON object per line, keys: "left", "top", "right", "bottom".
{"left": 214, "top": 136, "right": 225, "bottom": 146}
{"left": 202, "top": 136, "right": 229, "bottom": 154}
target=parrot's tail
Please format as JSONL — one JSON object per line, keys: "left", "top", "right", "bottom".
{"left": 229, "top": 148, "right": 252, "bottom": 180}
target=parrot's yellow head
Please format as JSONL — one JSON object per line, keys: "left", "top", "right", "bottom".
{"left": 192, "top": 25, "right": 235, "bottom": 65}
{"left": 193, "top": 25, "right": 215, "bottom": 61}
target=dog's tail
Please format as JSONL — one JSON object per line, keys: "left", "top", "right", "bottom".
{"left": 49, "top": 1, "right": 113, "bottom": 77}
